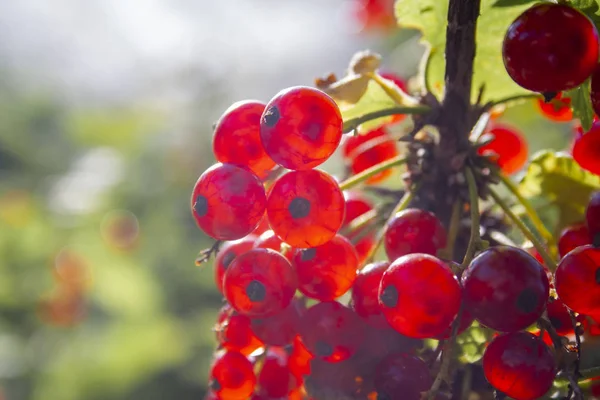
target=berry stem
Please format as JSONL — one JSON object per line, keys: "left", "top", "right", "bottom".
{"left": 488, "top": 187, "right": 557, "bottom": 270}
{"left": 440, "top": 200, "right": 462, "bottom": 261}
{"left": 339, "top": 155, "right": 407, "bottom": 191}
{"left": 342, "top": 106, "right": 431, "bottom": 133}
{"left": 488, "top": 93, "right": 542, "bottom": 108}
{"left": 461, "top": 167, "right": 481, "bottom": 269}
{"left": 421, "top": 47, "right": 435, "bottom": 95}
{"left": 195, "top": 240, "right": 223, "bottom": 266}
{"left": 340, "top": 209, "right": 378, "bottom": 237}
{"left": 496, "top": 172, "right": 555, "bottom": 248}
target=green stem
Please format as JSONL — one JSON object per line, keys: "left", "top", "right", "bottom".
{"left": 496, "top": 173, "right": 555, "bottom": 247}
{"left": 339, "top": 155, "right": 407, "bottom": 191}
{"left": 340, "top": 209, "right": 377, "bottom": 236}
{"left": 488, "top": 187, "right": 557, "bottom": 270}
{"left": 439, "top": 200, "right": 461, "bottom": 261}
{"left": 342, "top": 106, "right": 431, "bottom": 133}
{"left": 488, "top": 93, "right": 541, "bottom": 108}
{"left": 421, "top": 47, "right": 435, "bottom": 95}
{"left": 461, "top": 167, "right": 481, "bottom": 269}
{"left": 369, "top": 72, "right": 420, "bottom": 106}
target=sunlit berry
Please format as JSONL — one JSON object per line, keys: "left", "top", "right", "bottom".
{"left": 555, "top": 245, "right": 600, "bottom": 315}
{"left": 257, "top": 347, "right": 300, "bottom": 398}
{"left": 477, "top": 124, "right": 528, "bottom": 175}
{"left": 535, "top": 93, "right": 573, "bottom": 122}
{"left": 214, "top": 236, "right": 256, "bottom": 294}
{"left": 209, "top": 350, "right": 256, "bottom": 400}
{"left": 573, "top": 122, "right": 600, "bottom": 176}
{"left": 558, "top": 223, "right": 591, "bottom": 258}
{"left": 351, "top": 261, "right": 390, "bottom": 328}
{"left": 253, "top": 229, "right": 294, "bottom": 261}
{"left": 251, "top": 298, "right": 305, "bottom": 346}
{"left": 342, "top": 128, "right": 398, "bottom": 184}
{"left": 215, "top": 304, "right": 263, "bottom": 356}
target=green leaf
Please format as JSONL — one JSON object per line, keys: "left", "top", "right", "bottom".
{"left": 492, "top": 0, "right": 537, "bottom": 7}
{"left": 519, "top": 151, "right": 600, "bottom": 227}
{"left": 338, "top": 79, "right": 398, "bottom": 133}
{"left": 570, "top": 0, "right": 600, "bottom": 10}
{"left": 566, "top": 79, "right": 594, "bottom": 132}
{"left": 395, "top": 0, "right": 532, "bottom": 103}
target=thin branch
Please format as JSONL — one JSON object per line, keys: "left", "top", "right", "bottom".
{"left": 461, "top": 167, "right": 481, "bottom": 269}
{"left": 439, "top": 200, "right": 462, "bottom": 261}
{"left": 339, "top": 155, "right": 407, "bottom": 191}
{"left": 487, "top": 93, "right": 541, "bottom": 108}
{"left": 342, "top": 106, "right": 431, "bottom": 133}
{"left": 195, "top": 240, "right": 223, "bottom": 266}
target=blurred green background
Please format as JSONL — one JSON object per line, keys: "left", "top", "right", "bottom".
{"left": 0, "top": 1, "right": 574, "bottom": 399}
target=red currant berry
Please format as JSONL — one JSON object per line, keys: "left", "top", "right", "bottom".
{"left": 287, "top": 335, "right": 313, "bottom": 377}
{"left": 555, "top": 245, "right": 600, "bottom": 315}
{"left": 483, "top": 332, "right": 556, "bottom": 400}
{"left": 191, "top": 163, "right": 266, "bottom": 240}
{"left": 212, "top": 101, "right": 276, "bottom": 178}
{"left": 558, "top": 223, "right": 591, "bottom": 258}
{"left": 223, "top": 248, "right": 297, "bottom": 317}
{"left": 342, "top": 191, "right": 376, "bottom": 264}
{"left": 547, "top": 297, "right": 574, "bottom": 336}
{"left": 209, "top": 350, "right": 256, "bottom": 400}
{"left": 502, "top": 3, "right": 599, "bottom": 92}
{"left": 535, "top": 93, "right": 573, "bottom": 122}
{"left": 215, "top": 304, "right": 263, "bottom": 356}
{"left": 267, "top": 169, "right": 345, "bottom": 248}
{"left": 251, "top": 215, "right": 270, "bottom": 236}
{"left": 437, "top": 307, "right": 475, "bottom": 340}
{"left": 251, "top": 298, "right": 305, "bottom": 346}
{"left": 384, "top": 208, "right": 447, "bottom": 261}
{"left": 257, "top": 347, "right": 300, "bottom": 398}
{"left": 477, "top": 124, "right": 528, "bottom": 175}
{"left": 353, "top": 0, "right": 396, "bottom": 32}
{"left": 379, "top": 254, "right": 461, "bottom": 338}
{"left": 349, "top": 129, "right": 399, "bottom": 184}
{"left": 260, "top": 86, "right": 342, "bottom": 170}
{"left": 461, "top": 246, "right": 550, "bottom": 332}
{"left": 351, "top": 261, "right": 390, "bottom": 328}
{"left": 573, "top": 122, "right": 600, "bottom": 176}
{"left": 374, "top": 353, "right": 431, "bottom": 400}
{"left": 586, "top": 191, "right": 600, "bottom": 245}
{"left": 298, "top": 301, "right": 365, "bottom": 362}
{"left": 214, "top": 236, "right": 256, "bottom": 294}
{"left": 253, "top": 229, "right": 294, "bottom": 262}
{"left": 292, "top": 234, "right": 358, "bottom": 301}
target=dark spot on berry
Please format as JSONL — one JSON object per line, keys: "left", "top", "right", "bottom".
{"left": 315, "top": 340, "right": 333, "bottom": 357}
{"left": 377, "top": 392, "right": 391, "bottom": 400}
{"left": 594, "top": 233, "right": 600, "bottom": 248}
{"left": 209, "top": 379, "right": 221, "bottom": 391}
{"left": 222, "top": 251, "right": 236, "bottom": 268}
{"left": 549, "top": 316, "right": 563, "bottom": 330}
{"left": 301, "top": 248, "right": 317, "bottom": 261}
{"left": 246, "top": 280, "right": 266, "bottom": 302}
{"left": 263, "top": 106, "right": 280, "bottom": 127}
{"left": 542, "top": 91, "right": 557, "bottom": 103}
{"left": 288, "top": 197, "right": 311, "bottom": 219}
{"left": 380, "top": 285, "right": 398, "bottom": 308}
{"left": 194, "top": 195, "right": 208, "bottom": 217}
{"left": 283, "top": 344, "right": 294, "bottom": 355}
{"left": 516, "top": 287, "right": 538, "bottom": 314}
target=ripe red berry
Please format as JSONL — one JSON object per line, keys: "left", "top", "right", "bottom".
{"left": 212, "top": 100, "right": 276, "bottom": 178}
{"left": 555, "top": 245, "right": 600, "bottom": 315}
{"left": 374, "top": 353, "right": 432, "bottom": 400}
{"left": 573, "top": 122, "right": 600, "bottom": 176}
{"left": 251, "top": 298, "right": 305, "bottom": 346}
{"left": 215, "top": 304, "right": 263, "bottom": 356}
{"left": 342, "top": 191, "right": 376, "bottom": 264}
{"left": 257, "top": 347, "right": 300, "bottom": 398}
{"left": 379, "top": 254, "right": 461, "bottom": 338}
{"left": 502, "top": 3, "right": 599, "bottom": 92}
{"left": 384, "top": 208, "right": 447, "bottom": 261}
{"left": 437, "top": 306, "right": 475, "bottom": 340}
{"left": 462, "top": 246, "right": 550, "bottom": 332}
{"left": 586, "top": 191, "right": 600, "bottom": 245}
{"left": 223, "top": 248, "right": 297, "bottom": 317}
{"left": 535, "top": 93, "right": 573, "bottom": 122}
{"left": 266, "top": 169, "right": 345, "bottom": 248}
{"left": 558, "top": 223, "right": 591, "bottom": 258}
{"left": 351, "top": 261, "right": 390, "bottom": 328}
{"left": 477, "top": 124, "right": 528, "bottom": 175}
{"left": 298, "top": 301, "right": 366, "bottom": 362}
{"left": 292, "top": 234, "right": 359, "bottom": 301}
{"left": 287, "top": 335, "right": 313, "bottom": 377}
{"left": 483, "top": 332, "right": 556, "bottom": 400}
{"left": 353, "top": 0, "right": 396, "bottom": 32}
{"left": 260, "top": 86, "right": 342, "bottom": 170}
{"left": 547, "top": 297, "right": 575, "bottom": 336}
{"left": 342, "top": 128, "right": 398, "bottom": 184}
{"left": 253, "top": 229, "right": 294, "bottom": 261}
{"left": 209, "top": 350, "right": 256, "bottom": 400}
{"left": 191, "top": 163, "right": 266, "bottom": 240}
{"left": 214, "top": 236, "right": 256, "bottom": 294}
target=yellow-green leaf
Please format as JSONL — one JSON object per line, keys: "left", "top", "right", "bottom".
{"left": 338, "top": 79, "right": 398, "bottom": 133}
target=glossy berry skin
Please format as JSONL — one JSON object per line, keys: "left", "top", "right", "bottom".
{"left": 298, "top": 301, "right": 365, "bottom": 362}
{"left": 547, "top": 297, "right": 575, "bottom": 336}
{"left": 214, "top": 236, "right": 256, "bottom": 294}
{"left": 558, "top": 223, "right": 590, "bottom": 258}
{"left": 342, "top": 128, "right": 398, "bottom": 184}
{"left": 353, "top": 0, "right": 396, "bottom": 32}
{"left": 384, "top": 208, "right": 447, "bottom": 261}
{"left": 209, "top": 350, "right": 256, "bottom": 400}
{"left": 502, "top": 3, "right": 599, "bottom": 92}
{"left": 292, "top": 234, "right": 359, "bottom": 301}
{"left": 462, "top": 246, "right": 549, "bottom": 332}
{"left": 483, "top": 332, "right": 556, "bottom": 400}
{"left": 215, "top": 304, "right": 263, "bottom": 356}
{"left": 573, "top": 122, "right": 600, "bottom": 176}
{"left": 374, "top": 353, "right": 432, "bottom": 400}
{"left": 223, "top": 248, "right": 297, "bottom": 317}
{"left": 342, "top": 192, "right": 376, "bottom": 264}
{"left": 555, "top": 245, "right": 600, "bottom": 315}
{"left": 587, "top": 191, "right": 600, "bottom": 244}
{"left": 351, "top": 261, "right": 390, "bottom": 328}
{"left": 191, "top": 163, "right": 266, "bottom": 240}
{"left": 536, "top": 93, "right": 572, "bottom": 122}
{"left": 257, "top": 348, "right": 300, "bottom": 398}
{"left": 267, "top": 169, "right": 345, "bottom": 248}
{"left": 260, "top": 86, "right": 342, "bottom": 170}
{"left": 253, "top": 230, "right": 294, "bottom": 262}
{"left": 477, "top": 124, "right": 528, "bottom": 175}
{"left": 287, "top": 335, "right": 313, "bottom": 377}
{"left": 251, "top": 298, "right": 305, "bottom": 346}
{"left": 379, "top": 254, "right": 461, "bottom": 338}
{"left": 212, "top": 100, "right": 276, "bottom": 178}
